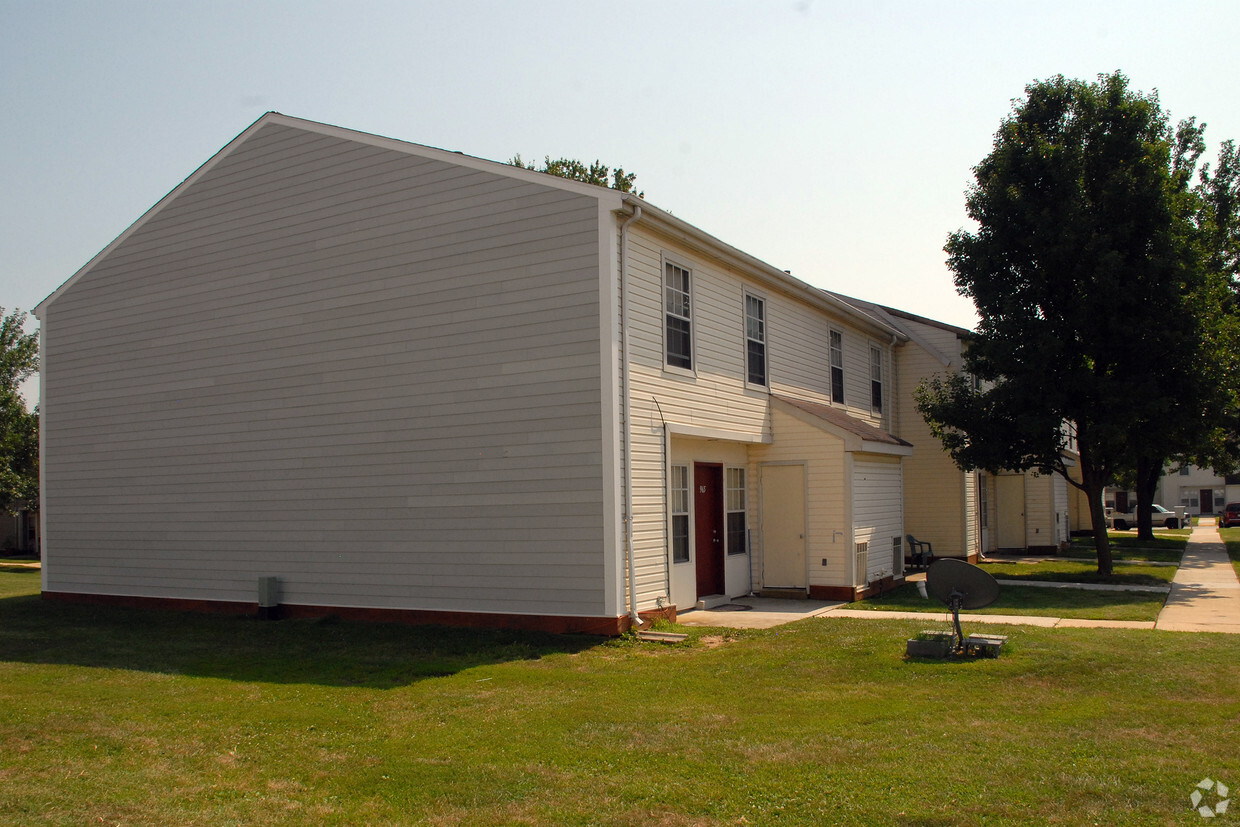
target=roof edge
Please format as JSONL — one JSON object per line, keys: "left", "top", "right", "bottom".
{"left": 36, "top": 112, "right": 280, "bottom": 317}
{"left": 35, "top": 112, "right": 624, "bottom": 317}
{"left": 621, "top": 195, "right": 908, "bottom": 343}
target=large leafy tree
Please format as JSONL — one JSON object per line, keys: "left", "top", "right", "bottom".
{"left": 0, "top": 308, "right": 38, "bottom": 515}
{"left": 916, "top": 72, "right": 1233, "bottom": 574}
{"left": 1123, "top": 122, "right": 1239, "bottom": 539}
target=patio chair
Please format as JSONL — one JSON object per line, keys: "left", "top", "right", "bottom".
{"left": 906, "top": 534, "right": 935, "bottom": 569}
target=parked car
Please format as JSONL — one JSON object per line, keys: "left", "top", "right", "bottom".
{"left": 1220, "top": 503, "right": 1240, "bottom": 529}
{"left": 1111, "top": 504, "right": 1180, "bottom": 530}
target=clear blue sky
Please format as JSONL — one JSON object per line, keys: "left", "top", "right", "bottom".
{"left": 3, "top": 0, "right": 1239, "bottom": 349}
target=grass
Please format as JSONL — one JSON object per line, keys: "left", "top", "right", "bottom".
{"left": 4, "top": 570, "right": 1237, "bottom": 825}
{"left": 977, "top": 559, "right": 1175, "bottom": 587}
{"left": 1221, "top": 526, "right": 1240, "bottom": 576}
{"left": 852, "top": 582, "right": 1167, "bottom": 622}
{"left": 1068, "top": 532, "right": 1188, "bottom": 564}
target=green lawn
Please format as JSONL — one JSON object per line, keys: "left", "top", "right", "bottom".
{"left": 1068, "top": 533, "right": 1188, "bottom": 564}
{"left": 1221, "top": 526, "right": 1240, "bottom": 576}
{"left": 852, "top": 582, "right": 1167, "bottom": 622}
{"left": 2, "top": 569, "right": 1238, "bottom": 825}
{"left": 978, "top": 559, "right": 1175, "bottom": 587}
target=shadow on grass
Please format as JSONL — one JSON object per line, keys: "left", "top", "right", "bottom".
{"left": 0, "top": 586, "right": 602, "bottom": 690}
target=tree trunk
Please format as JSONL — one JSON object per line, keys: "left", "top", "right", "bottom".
{"left": 1085, "top": 479, "right": 1113, "bottom": 577}
{"left": 1074, "top": 428, "right": 1114, "bottom": 576}
{"left": 1135, "top": 455, "right": 1164, "bottom": 541}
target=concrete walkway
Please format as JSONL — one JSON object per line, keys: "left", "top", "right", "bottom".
{"left": 676, "top": 523, "right": 1240, "bottom": 633}
{"left": 1155, "top": 521, "right": 1240, "bottom": 633}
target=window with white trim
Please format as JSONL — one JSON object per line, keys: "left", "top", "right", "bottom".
{"left": 829, "top": 329, "right": 844, "bottom": 403}
{"left": 671, "top": 465, "right": 690, "bottom": 563}
{"left": 870, "top": 345, "right": 883, "bottom": 414}
{"left": 665, "top": 261, "right": 692, "bottom": 370}
{"left": 744, "top": 293, "right": 766, "bottom": 386}
{"left": 725, "top": 467, "right": 747, "bottom": 556}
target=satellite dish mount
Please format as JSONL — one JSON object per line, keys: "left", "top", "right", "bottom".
{"left": 925, "top": 559, "right": 1001, "bottom": 654}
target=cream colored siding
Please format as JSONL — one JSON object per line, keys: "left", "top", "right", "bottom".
{"left": 751, "top": 408, "right": 849, "bottom": 588}
{"left": 892, "top": 318, "right": 971, "bottom": 557}
{"left": 1053, "top": 473, "right": 1070, "bottom": 544}
{"left": 40, "top": 121, "right": 609, "bottom": 616}
{"left": 963, "top": 471, "right": 979, "bottom": 558}
{"left": 853, "top": 456, "right": 904, "bottom": 582}
{"left": 622, "top": 224, "right": 896, "bottom": 609}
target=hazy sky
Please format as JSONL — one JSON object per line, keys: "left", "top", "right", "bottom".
{"left": 4, "top": 0, "right": 1239, "bottom": 348}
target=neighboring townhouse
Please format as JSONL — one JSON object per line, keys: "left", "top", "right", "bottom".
{"left": 34, "top": 113, "right": 912, "bottom": 634}
{"left": 828, "top": 298, "right": 982, "bottom": 561}
{"left": 1159, "top": 464, "right": 1231, "bottom": 517}
{"left": 1106, "top": 464, "right": 1237, "bottom": 522}
{"left": 834, "top": 296, "right": 1077, "bottom": 556}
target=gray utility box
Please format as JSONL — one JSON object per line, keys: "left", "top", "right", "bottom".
{"left": 257, "top": 576, "right": 280, "bottom": 620}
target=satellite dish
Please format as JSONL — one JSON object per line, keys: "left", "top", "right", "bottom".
{"left": 925, "top": 559, "right": 1000, "bottom": 652}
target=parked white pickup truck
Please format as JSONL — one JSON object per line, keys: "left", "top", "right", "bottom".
{"left": 1109, "top": 503, "right": 1181, "bottom": 530}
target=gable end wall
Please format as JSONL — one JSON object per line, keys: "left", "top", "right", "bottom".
{"left": 40, "top": 123, "right": 610, "bottom": 618}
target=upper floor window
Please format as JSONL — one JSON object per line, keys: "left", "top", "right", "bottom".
{"left": 745, "top": 293, "right": 767, "bottom": 386}
{"left": 870, "top": 345, "right": 883, "bottom": 414}
{"left": 664, "top": 261, "right": 692, "bottom": 370}
{"left": 829, "top": 329, "right": 844, "bottom": 403}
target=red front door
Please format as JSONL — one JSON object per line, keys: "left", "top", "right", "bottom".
{"left": 694, "top": 463, "right": 725, "bottom": 598}
{"left": 1200, "top": 489, "right": 1214, "bottom": 515}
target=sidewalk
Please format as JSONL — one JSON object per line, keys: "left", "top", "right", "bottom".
{"left": 678, "top": 524, "right": 1240, "bottom": 633}
{"left": 1155, "top": 521, "right": 1240, "bottom": 633}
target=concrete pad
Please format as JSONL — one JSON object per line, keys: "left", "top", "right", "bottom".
{"left": 675, "top": 597, "right": 841, "bottom": 629}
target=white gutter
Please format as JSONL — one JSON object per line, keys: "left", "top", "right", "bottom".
{"left": 618, "top": 205, "right": 643, "bottom": 627}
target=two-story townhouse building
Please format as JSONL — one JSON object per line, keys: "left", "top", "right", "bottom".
{"left": 34, "top": 113, "right": 912, "bottom": 633}
{"left": 833, "top": 295, "right": 1077, "bottom": 557}
{"left": 827, "top": 297, "right": 982, "bottom": 561}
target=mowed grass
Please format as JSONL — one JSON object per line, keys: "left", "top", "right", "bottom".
{"left": 3, "top": 571, "right": 1237, "bottom": 825}
{"left": 1069, "top": 532, "right": 1188, "bottom": 564}
{"left": 978, "top": 558, "right": 1175, "bottom": 587}
{"left": 852, "top": 582, "right": 1167, "bottom": 621}
{"left": 1221, "top": 526, "right": 1240, "bottom": 575}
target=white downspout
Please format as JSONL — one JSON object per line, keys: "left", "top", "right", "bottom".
{"left": 619, "top": 205, "right": 643, "bottom": 626}
{"left": 889, "top": 333, "right": 899, "bottom": 436}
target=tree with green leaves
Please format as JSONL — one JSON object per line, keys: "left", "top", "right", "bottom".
{"left": 509, "top": 154, "right": 643, "bottom": 197}
{"left": 915, "top": 72, "right": 1235, "bottom": 574}
{"left": 0, "top": 308, "right": 38, "bottom": 515}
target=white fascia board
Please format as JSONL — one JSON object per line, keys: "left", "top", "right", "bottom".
{"left": 621, "top": 195, "right": 908, "bottom": 344}
{"left": 860, "top": 440, "right": 915, "bottom": 457}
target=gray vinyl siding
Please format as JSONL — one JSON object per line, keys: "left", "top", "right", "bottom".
{"left": 41, "top": 122, "right": 609, "bottom": 616}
